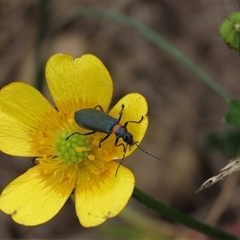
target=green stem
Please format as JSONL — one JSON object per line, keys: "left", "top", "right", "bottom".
{"left": 133, "top": 187, "right": 238, "bottom": 240}
{"left": 52, "top": 7, "right": 231, "bottom": 102}
{"left": 35, "top": 0, "right": 50, "bottom": 91}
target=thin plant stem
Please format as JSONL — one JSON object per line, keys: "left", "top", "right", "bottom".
{"left": 35, "top": 0, "right": 50, "bottom": 91}
{"left": 52, "top": 7, "right": 231, "bottom": 102}
{"left": 133, "top": 187, "right": 238, "bottom": 240}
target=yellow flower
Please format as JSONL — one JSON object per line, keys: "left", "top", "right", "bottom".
{"left": 0, "top": 53, "right": 148, "bottom": 227}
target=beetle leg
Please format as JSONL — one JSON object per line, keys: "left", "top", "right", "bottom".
{"left": 32, "top": 157, "right": 39, "bottom": 165}
{"left": 118, "top": 104, "right": 125, "bottom": 122}
{"left": 82, "top": 131, "right": 96, "bottom": 135}
{"left": 66, "top": 131, "right": 95, "bottom": 140}
{"left": 114, "top": 138, "right": 127, "bottom": 177}
{"left": 114, "top": 137, "right": 126, "bottom": 153}
{"left": 124, "top": 115, "right": 144, "bottom": 127}
{"left": 94, "top": 105, "right": 104, "bottom": 112}
{"left": 98, "top": 133, "right": 111, "bottom": 148}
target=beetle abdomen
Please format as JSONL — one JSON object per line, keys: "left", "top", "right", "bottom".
{"left": 74, "top": 108, "right": 119, "bottom": 134}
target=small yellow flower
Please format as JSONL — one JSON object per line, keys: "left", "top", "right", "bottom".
{"left": 0, "top": 53, "right": 148, "bottom": 227}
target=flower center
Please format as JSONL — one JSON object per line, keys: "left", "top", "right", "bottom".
{"left": 55, "top": 130, "right": 92, "bottom": 164}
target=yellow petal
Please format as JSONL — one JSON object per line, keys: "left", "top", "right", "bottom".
{"left": 75, "top": 161, "right": 135, "bottom": 227}
{"left": 0, "top": 165, "right": 74, "bottom": 226}
{"left": 100, "top": 93, "right": 148, "bottom": 159}
{"left": 46, "top": 53, "right": 113, "bottom": 113}
{"left": 0, "top": 82, "right": 59, "bottom": 156}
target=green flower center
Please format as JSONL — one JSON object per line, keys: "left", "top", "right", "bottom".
{"left": 56, "top": 130, "right": 91, "bottom": 164}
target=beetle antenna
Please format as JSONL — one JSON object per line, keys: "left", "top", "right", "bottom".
{"left": 135, "top": 142, "right": 161, "bottom": 161}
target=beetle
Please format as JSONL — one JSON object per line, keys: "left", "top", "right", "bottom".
{"left": 67, "top": 104, "right": 160, "bottom": 174}
{"left": 67, "top": 104, "right": 142, "bottom": 150}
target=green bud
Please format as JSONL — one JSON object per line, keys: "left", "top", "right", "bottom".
{"left": 220, "top": 12, "right": 240, "bottom": 51}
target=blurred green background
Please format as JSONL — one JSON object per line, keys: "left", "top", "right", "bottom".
{"left": 1, "top": 1, "right": 240, "bottom": 239}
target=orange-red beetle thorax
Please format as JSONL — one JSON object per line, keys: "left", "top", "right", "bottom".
{"left": 112, "top": 123, "right": 122, "bottom": 135}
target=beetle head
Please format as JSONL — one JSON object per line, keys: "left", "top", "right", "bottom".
{"left": 123, "top": 132, "right": 134, "bottom": 146}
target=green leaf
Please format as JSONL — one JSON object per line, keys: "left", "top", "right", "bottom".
{"left": 224, "top": 99, "right": 240, "bottom": 126}
{"left": 206, "top": 129, "right": 240, "bottom": 158}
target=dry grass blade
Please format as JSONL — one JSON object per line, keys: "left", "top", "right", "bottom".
{"left": 196, "top": 158, "right": 240, "bottom": 192}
